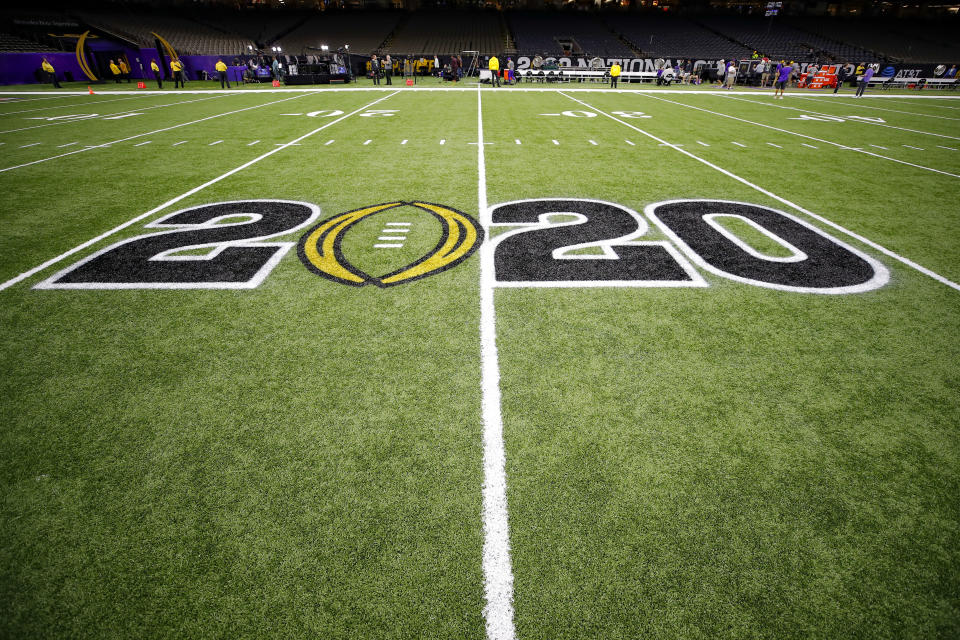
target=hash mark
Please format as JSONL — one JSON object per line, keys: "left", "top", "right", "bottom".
{"left": 870, "top": 144, "right": 888, "bottom": 149}
{"left": 697, "top": 141, "right": 710, "bottom": 146}
{"left": 173, "top": 140, "right": 188, "bottom": 146}
{"left": 515, "top": 139, "right": 522, "bottom": 145}
{"left": 401, "top": 139, "right": 407, "bottom": 145}
{"left": 802, "top": 143, "right": 818, "bottom": 149}
{"left": 19, "top": 142, "right": 40, "bottom": 148}
{"left": 57, "top": 142, "right": 78, "bottom": 148}
{"left": 552, "top": 139, "right": 559, "bottom": 145}
{"left": 324, "top": 139, "right": 334, "bottom": 145}
{"left": 134, "top": 141, "right": 152, "bottom": 146}
{"left": 363, "top": 139, "right": 372, "bottom": 145}
{"left": 589, "top": 140, "right": 598, "bottom": 145}
{"left": 937, "top": 145, "right": 957, "bottom": 151}
{"left": 625, "top": 140, "right": 635, "bottom": 146}
{"left": 731, "top": 141, "right": 746, "bottom": 147}
{"left": 209, "top": 140, "right": 223, "bottom": 146}
{"left": 247, "top": 140, "right": 261, "bottom": 146}
{"left": 903, "top": 145, "right": 924, "bottom": 150}
{"left": 767, "top": 142, "right": 782, "bottom": 148}
{"left": 374, "top": 243, "right": 404, "bottom": 248}
{"left": 440, "top": 139, "right": 445, "bottom": 145}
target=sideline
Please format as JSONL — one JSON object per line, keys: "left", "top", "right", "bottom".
{"left": 640, "top": 93, "right": 960, "bottom": 179}
{"left": 0, "top": 91, "right": 399, "bottom": 292}
{"left": 0, "top": 92, "right": 311, "bottom": 174}
{"left": 560, "top": 91, "right": 960, "bottom": 293}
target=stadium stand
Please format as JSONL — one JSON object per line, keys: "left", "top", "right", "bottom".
{"left": 506, "top": 10, "right": 634, "bottom": 57}
{"left": 789, "top": 17, "right": 959, "bottom": 63}
{"left": 704, "top": 16, "right": 878, "bottom": 63}
{"left": 384, "top": 10, "right": 502, "bottom": 56}
{"left": 76, "top": 10, "right": 254, "bottom": 56}
{"left": 0, "top": 31, "right": 49, "bottom": 52}
{"left": 276, "top": 11, "right": 401, "bottom": 55}
{"left": 609, "top": 14, "right": 749, "bottom": 59}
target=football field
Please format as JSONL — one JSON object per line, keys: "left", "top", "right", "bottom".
{"left": 1, "top": 83, "right": 958, "bottom": 639}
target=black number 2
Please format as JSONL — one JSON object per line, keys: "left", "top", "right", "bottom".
{"left": 37, "top": 200, "right": 320, "bottom": 289}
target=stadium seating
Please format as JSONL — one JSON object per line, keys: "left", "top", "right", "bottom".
{"left": 789, "top": 17, "right": 958, "bottom": 63}
{"left": 705, "top": 16, "right": 878, "bottom": 63}
{"left": 0, "top": 31, "right": 49, "bottom": 52}
{"left": 77, "top": 10, "right": 254, "bottom": 56}
{"left": 507, "top": 10, "right": 634, "bottom": 57}
{"left": 384, "top": 10, "right": 503, "bottom": 56}
{"left": 608, "top": 14, "right": 750, "bottom": 59}
{"left": 276, "top": 11, "right": 401, "bottom": 55}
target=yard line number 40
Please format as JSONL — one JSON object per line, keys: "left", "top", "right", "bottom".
{"left": 35, "top": 198, "right": 889, "bottom": 295}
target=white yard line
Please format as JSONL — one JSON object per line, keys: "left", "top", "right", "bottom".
{"left": 719, "top": 93, "right": 960, "bottom": 141}
{"left": 561, "top": 91, "right": 960, "bottom": 293}
{"left": 0, "top": 93, "right": 311, "bottom": 175}
{"left": 476, "top": 85, "right": 517, "bottom": 640}
{"left": 795, "top": 95, "right": 960, "bottom": 121}
{"left": 642, "top": 93, "right": 960, "bottom": 179}
{"left": 0, "top": 91, "right": 399, "bottom": 292}
{"left": 0, "top": 94, "right": 227, "bottom": 135}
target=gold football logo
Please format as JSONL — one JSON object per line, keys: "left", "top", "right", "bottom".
{"left": 297, "top": 201, "right": 483, "bottom": 287}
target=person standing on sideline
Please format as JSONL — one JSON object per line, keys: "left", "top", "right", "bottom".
{"left": 119, "top": 58, "right": 131, "bottom": 82}
{"left": 383, "top": 54, "right": 392, "bottom": 85}
{"left": 450, "top": 55, "right": 460, "bottom": 82}
{"left": 271, "top": 56, "right": 280, "bottom": 82}
{"left": 171, "top": 58, "right": 184, "bottom": 89}
{"left": 834, "top": 64, "right": 848, "bottom": 93}
{"left": 41, "top": 57, "right": 61, "bottom": 88}
{"left": 724, "top": 61, "right": 737, "bottom": 89}
{"left": 150, "top": 59, "right": 162, "bottom": 88}
{"left": 507, "top": 57, "right": 515, "bottom": 84}
{"left": 609, "top": 61, "right": 621, "bottom": 88}
{"left": 774, "top": 61, "right": 791, "bottom": 99}
{"left": 215, "top": 59, "right": 230, "bottom": 88}
{"left": 489, "top": 54, "right": 500, "bottom": 87}
{"left": 856, "top": 64, "right": 874, "bottom": 98}
{"left": 370, "top": 54, "right": 381, "bottom": 85}
{"left": 109, "top": 60, "right": 121, "bottom": 83}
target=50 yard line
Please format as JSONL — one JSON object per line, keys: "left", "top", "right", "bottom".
{"left": 477, "top": 85, "right": 518, "bottom": 640}
{"left": 0, "top": 92, "right": 400, "bottom": 292}
{"left": 560, "top": 91, "right": 960, "bottom": 293}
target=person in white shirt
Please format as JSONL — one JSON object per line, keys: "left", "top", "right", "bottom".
{"left": 724, "top": 62, "right": 737, "bottom": 89}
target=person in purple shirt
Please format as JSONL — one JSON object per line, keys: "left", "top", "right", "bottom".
{"left": 774, "top": 62, "right": 792, "bottom": 99}
{"left": 855, "top": 65, "right": 875, "bottom": 97}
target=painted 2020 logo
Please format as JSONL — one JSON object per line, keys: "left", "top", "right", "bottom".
{"left": 35, "top": 198, "right": 888, "bottom": 294}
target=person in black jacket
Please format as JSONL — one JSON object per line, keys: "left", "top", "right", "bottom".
{"left": 370, "top": 54, "right": 381, "bottom": 85}
{"left": 834, "top": 64, "right": 848, "bottom": 93}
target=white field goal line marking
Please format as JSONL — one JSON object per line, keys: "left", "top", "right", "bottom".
{"left": 719, "top": 93, "right": 960, "bottom": 141}
{"left": 642, "top": 93, "right": 960, "bottom": 179}
{"left": 477, "top": 84, "right": 517, "bottom": 640}
{"left": 0, "top": 93, "right": 311, "bottom": 175}
{"left": 0, "top": 91, "right": 400, "bottom": 293}
{"left": 560, "top": 91, "right": 960, "bottom": 293}
{"left": 793, "top": 95, "right": 960, "bottom": 122}
{"left": 0, "top": 94, "right": 228, "bottom": 135}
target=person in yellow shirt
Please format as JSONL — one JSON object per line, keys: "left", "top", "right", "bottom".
{"left": 150, "top": 59, "right": 162, "bottom": 89}
{"left": 118, "top": 58, "right": 130, "bottom": 82}
{"left": 109, "top": 59, "right": 121, "bottom": 83}
{"left": 215, "top": 59, "right": 230, "bottom": 89}
{"left": 610, "top": 62, "right": 621, "bottom": 88}
{"left": 41, "top": 57, "right": 61, "bottom": 88}
{"left": 170, "top": 59, "right": 184, "bottom": 89}
{"left": 488, "top": 55, "right": 500, "bottom": 88}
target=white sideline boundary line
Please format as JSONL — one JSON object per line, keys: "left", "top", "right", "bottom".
{"left": 0, "top": 92, "right": 311, "bottom": 174}
{"left": 719, "top": 93, "right": 960, "bottom": 141}
{"left": 642, "top": 93, "right": 960, "bottom": 179}
{"left": 0, "top": 91, "right": 399, "bottom": 292}
{"left": 560, "top": 91, "right": 960, "bottom": 293}
{"left": 3, "top": 87, "right": 959, "bottom": 97}
{"left": 0, "top": 94, "right": 227, "bottom": 135}
{"left": 477, "top": 84, "right": 517, "bottom": 640}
